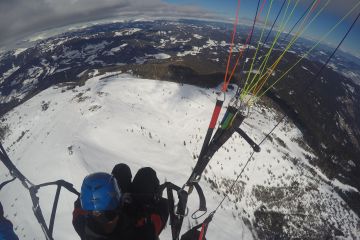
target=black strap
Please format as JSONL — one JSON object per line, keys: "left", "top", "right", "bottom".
{"left": 159, "top": 181, "right": 207, "bottom": 240}
{"left": 192, "top": 182, "right": 207, "bottom": 213}
{"left": 198, "top": 213, "right": 213, "bottom": 240}
{"left": 0, "top": 177, "right": 16, "bottom": 190}
{"left": 161, "top": 182, "right": 186, "bottom": 240}
{"left": 29, "top": 187, "right": 53, "bottom": 240}
{"left": 32, "top": 180, "right": 80, "bottom": 196}
{"left": 1, "top": 142, "right": 80, "bottom": 240}
{"left": 196, "top": 99, "right": 224, "bottom": 174}
{"left": 235, "top": 127, "right": 261, "bottom": 152}
{"left": 188, "top": 108, "right": 246, "bottom": 184}
{"left": 30, "top": 180, "right": 80, "bottom": 238}
{"left": 0, "top": 143, "right": 33, "bottom": 188}
{"left": 180, "top": 213, "right": 214, "bottom": 240}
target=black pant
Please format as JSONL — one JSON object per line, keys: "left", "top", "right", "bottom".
{"left": 111, "top": 164, "right": 160, "bottom": 195}
{"left": 111, "top": 164, "right": 168, "bottom": 236}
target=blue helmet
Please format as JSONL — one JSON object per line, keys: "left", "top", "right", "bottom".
{"left": 80, "top": 172, "right": 122, "bottom": 211}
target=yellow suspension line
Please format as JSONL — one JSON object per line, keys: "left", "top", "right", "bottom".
{"left": 255, "top": 1, "right": 360, "bottom": 102}
{"left": 247, "top": 0, "right": 332, "bottom": 104}
{"left": 241, "top": 0, "right": 314, "bottom": 102}
{"left": 240, "top": 0, "right": 275, "bottom": 99}
{"left": 242, "top": 0, "right": 297, "bottom": 99}
{"left": 241, "top": 0, "right": 311, "bottom": 101}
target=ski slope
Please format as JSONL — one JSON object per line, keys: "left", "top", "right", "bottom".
{"left": 0, "top": 72, "right": 358, "bottom": 239}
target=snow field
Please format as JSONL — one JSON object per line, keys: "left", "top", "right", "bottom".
{"left": 0, "top": 72, "right": 358, "bottom": 239}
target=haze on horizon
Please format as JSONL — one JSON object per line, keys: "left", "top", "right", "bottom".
{"left": 0, "top": 0, "right": 359, "bottom": 57}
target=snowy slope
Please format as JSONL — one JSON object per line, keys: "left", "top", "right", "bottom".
{"left": 0, "top": 72, "right": 359, "bottom": 239}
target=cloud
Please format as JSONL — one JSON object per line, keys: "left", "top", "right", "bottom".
{"left": 0, "top": 0, "right": 218, "bottom": 48}
{"left": 2, "top": 0, "right": 358, "bottom": 49}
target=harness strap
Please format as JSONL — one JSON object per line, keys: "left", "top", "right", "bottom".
{"left": 0, "top": 177, "right": 16, "bottom": 190}
{"left": 235, "top": 127, "right": 261, "bottom": 152}
{"left": 191, "top": 99, "right": 224, "bottom": 183}
{"left": 198, "top": 223, "right": 207, "bottom": 240}
{"left": 199, "top": 213, "right": 213, "bottom": 240}
{"left": 179, "top": 213, "right": 214, "bottom": 240}
{"left": 1, "top": 142, "right": 80, "bottom": 240}
{"left": 0, "top": 143, "right": 33, "bottom": 188}
{"left": 189, "top": 107, "right": 246, "bottom": 184}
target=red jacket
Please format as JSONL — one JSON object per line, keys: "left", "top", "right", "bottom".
{"left": 72, "top": 197, "right": 168, "bottom": 240}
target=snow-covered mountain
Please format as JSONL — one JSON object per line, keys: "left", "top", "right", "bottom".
{"left": 0, "top": 72, "right": 358, "bottom": 239}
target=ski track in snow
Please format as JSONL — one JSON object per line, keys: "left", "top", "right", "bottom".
{"left": 0, "top": 73, "right": 359, "bottom": 239}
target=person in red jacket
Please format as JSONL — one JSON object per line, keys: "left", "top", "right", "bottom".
{"left": 72, "top": 164, "right": 169, "bottom": 240}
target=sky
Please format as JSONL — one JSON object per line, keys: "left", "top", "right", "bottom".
{"left": 0, "top": 0, "right": 359, "bottom": 57}
{"left": 166, "top": 0, "right": 360, "bottom": 56}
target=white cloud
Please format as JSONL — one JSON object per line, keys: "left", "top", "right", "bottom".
{"left": 0, "top": 0, "right": 219, "bottom": 48}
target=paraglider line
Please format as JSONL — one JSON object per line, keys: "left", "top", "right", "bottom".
{"left": 223, "top": 0, "right": 242, "bottom": 92}
{"left": 263, "top": 0, "right": 287, "bottom": 45}
{"left": 211, "top": 7, "right": 360, "bottom": 216}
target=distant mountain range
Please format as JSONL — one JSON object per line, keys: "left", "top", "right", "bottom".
{"left": 0, "top": 19, "right": 359, "bottom": 239}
